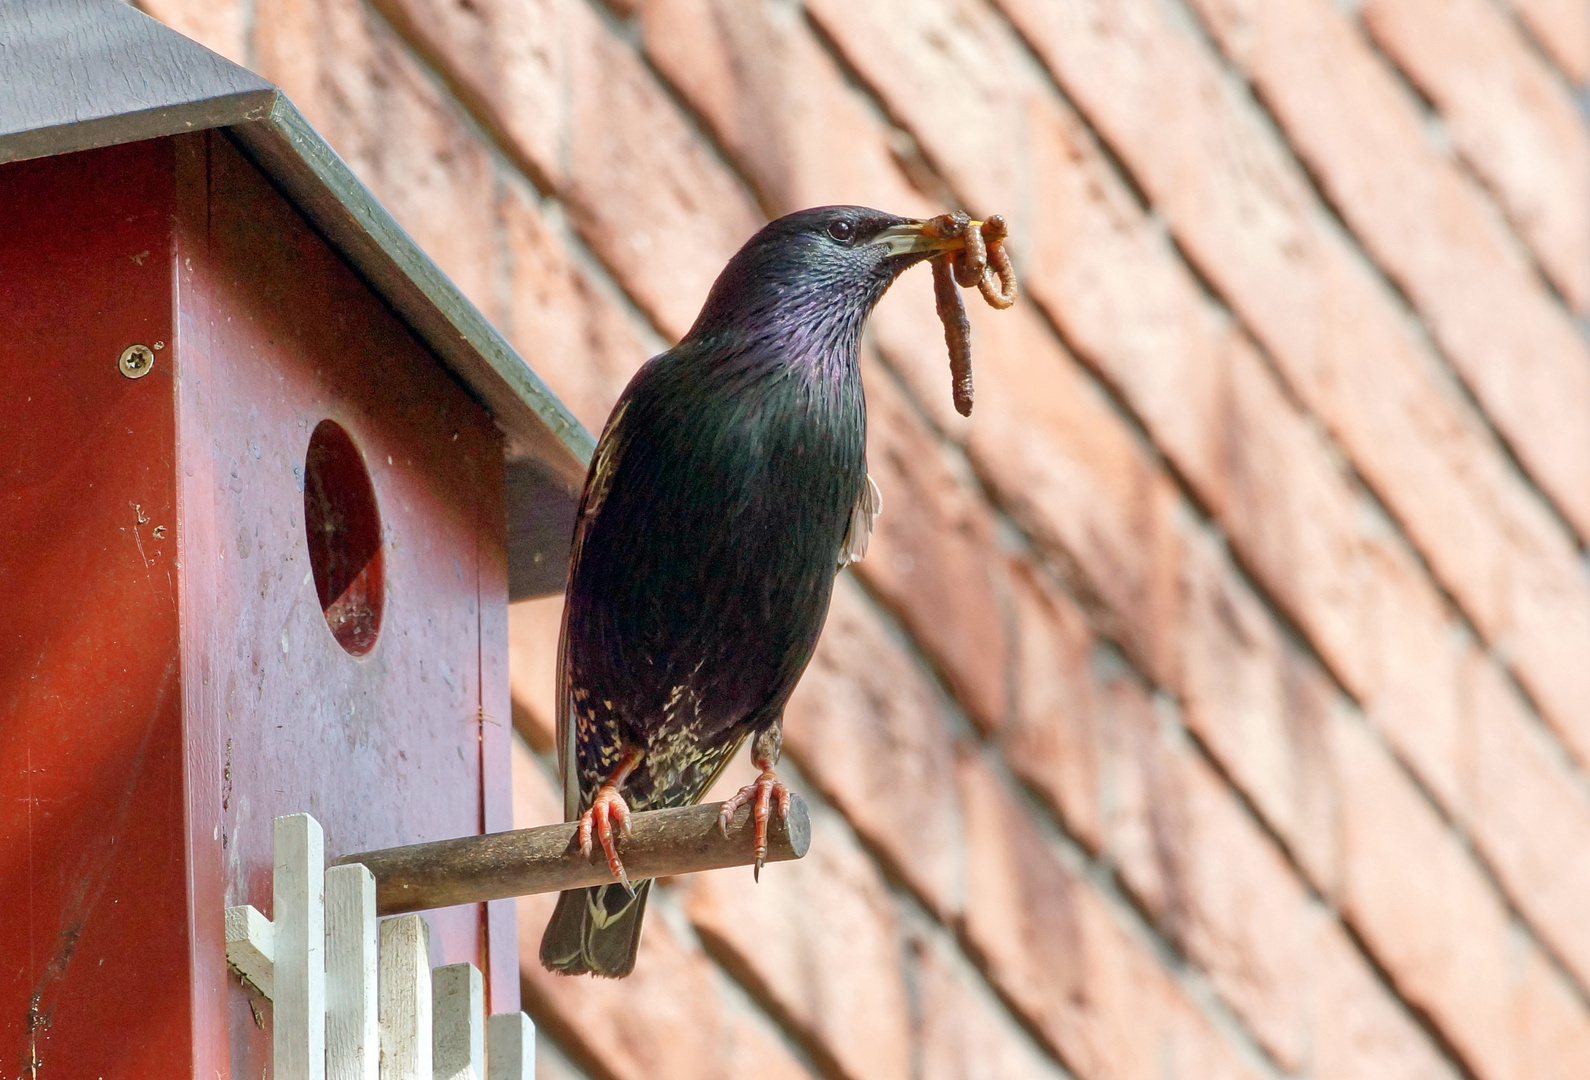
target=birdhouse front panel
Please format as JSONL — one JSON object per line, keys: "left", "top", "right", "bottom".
{"left": 174, "top": 132, "right": 516, "bottom": 1074}
{"left": 1, "top": 131, "right": 516, "bottom": 1077}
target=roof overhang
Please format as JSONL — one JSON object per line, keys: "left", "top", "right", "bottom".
{"left": 1, "top": 0, "right": 594, "bottom": 598}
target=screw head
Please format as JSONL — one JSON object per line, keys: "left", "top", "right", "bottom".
{"left": 119, "top": 344, "right": 156, "bottom": 379}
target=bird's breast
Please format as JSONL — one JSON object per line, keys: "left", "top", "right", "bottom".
{"left": 564, "top": 353, "right": 866, "bottom": 739}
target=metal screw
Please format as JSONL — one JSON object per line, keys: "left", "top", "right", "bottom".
{"left": 119, "top": 344, "right": 155, "bottom": 379}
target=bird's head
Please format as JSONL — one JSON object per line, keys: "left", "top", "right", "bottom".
{"left": 687, "top": 205, "right": 973, "bottom": 360}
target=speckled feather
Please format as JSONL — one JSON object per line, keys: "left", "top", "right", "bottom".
{"left": 541, "top": 207, "right": 934, "bottom": 978}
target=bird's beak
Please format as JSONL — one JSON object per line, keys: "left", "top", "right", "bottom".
{"left": 868, "top": 219, "right": 982, "bottom": 257}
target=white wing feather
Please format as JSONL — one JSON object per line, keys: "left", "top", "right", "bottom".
{"left": 839, "top": 473, "right": 883, "bottom": 567}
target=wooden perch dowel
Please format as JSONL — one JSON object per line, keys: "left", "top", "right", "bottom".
{"left": 334, "top": 795, "right": 812, "bottom": 916}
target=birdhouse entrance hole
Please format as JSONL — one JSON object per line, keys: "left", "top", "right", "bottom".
{"left": 304, "top": 419, "right": 384, "bottom": 655}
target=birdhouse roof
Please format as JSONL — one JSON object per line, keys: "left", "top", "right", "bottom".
{"left": 2, "top": 0, "right": 593, "bottom": 596}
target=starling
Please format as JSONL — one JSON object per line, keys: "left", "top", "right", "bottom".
{"left": 539, "top": 206, "right": 976, "bottom": 978}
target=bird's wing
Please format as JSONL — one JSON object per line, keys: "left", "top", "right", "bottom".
{"left": 557, "top": 398, "right": 631, "bottom": 823}
{"left": 838, "top": 472, "right": 883, "bottom": 567}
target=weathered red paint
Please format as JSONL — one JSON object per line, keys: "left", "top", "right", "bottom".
{"left": 0, "top": 137, "right": 188, "bottom": 1079}
{"left": 0, "top": 132, "right": 517, "bottom": 1077}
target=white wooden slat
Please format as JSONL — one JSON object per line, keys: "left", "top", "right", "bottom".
{"left": 486, "top": 1013, "right": 535, "bottom": 1080}
{"left": 326, "top": 863, "right": 379, "bottom": 1080}
{"left": 379, "top": 915, "right": 433, "bottom": 1080}
{"left": 432, "top": 964, "right": 485, "bottom": 1080}
{"left": 224, "top": 904, "right": 276, "bottom": 1000}
{"left": 275, "top": 813, "right": 327, "bottom": 1080}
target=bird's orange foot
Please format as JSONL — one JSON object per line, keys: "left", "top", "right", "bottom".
{"left": 579, "top": 784, "right": 635, "bottom": 892}
{"left": 718, "top": 764, "right": 793, "bottom": 881}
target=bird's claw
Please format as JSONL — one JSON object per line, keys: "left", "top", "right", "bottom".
{"left": 718, "top": 765, "right": 792, "bottom": 882}
{"left": 578, "top": 784, "right": 635, "bottom": 894}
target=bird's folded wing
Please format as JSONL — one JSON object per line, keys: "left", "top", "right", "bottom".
{"left": 839, "top": 473, "right": 883, "bottom": 567}
{"left": 558, "top": 399, "right": 631, "bottom": 822}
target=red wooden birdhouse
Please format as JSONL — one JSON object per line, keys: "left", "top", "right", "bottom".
{"left": 0, "top": 2, "right": 592, "bottom": 1075}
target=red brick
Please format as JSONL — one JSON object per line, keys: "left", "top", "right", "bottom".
{"left": 534, "top": 1040, "right": 589, "bottom": 1080}
{"left": 517, "top": 886, "right": 816, "bottom": 1080}
{"left": 1463, "top": 655, "right": 1590, "bottom": 994}
{"left": 1100, "top": 675, "right": 1308, "bottom": 1069}
{"left": 500, "top": 178, "right": 654, "bottom": 432}
{"left": 511, "top": 741, "right": 816, "bottom": 1080}
{"left": 1359, "top": 549, "right": 1475, "bottom": 813}
{"left": 1506, "top": 0, "right": 1590, "bottom": 83}
{"left": 1027, "top": 4, "right": 1457, "bottom": 789}
{"left": 1308, "top": 914, "right": 1461, "bottom": 1080}
{"left": 999, "top": 51, "right": 1495, "bottom": 820}
{"left": 1362, "top": 0, "right": 1590, "bottom": 310}
{"left": 511, "top": 732, "right": 567, "bottom": 830}
{"left": 367, "top": 0, "right": 567, "bottom": 186}
{"left": 1177, "top": 535, "right": 1590, "bottom": 1076}
{"left": 136, "top": 0, "right": 247, "bottom": 62}
{"left": 1332, "top": 715, "right": 1590, "bottom": 1080}
{"left": 252, "top": 0, "right": 502, "bottom": 322}
{"left": 1017, "top": 28, "right": 1590, "bottom": 932}
{"left": 956, "top": 302, "right": 1185, "bottom": 687}
{"left": 782, "top": 578, "right": 964, "bottom": 916}
{"left": 507, "top": 595, "right": 562, "bottom": 751}
{"left": 562, "top": 1, "right": 764, "bottom": 339}
{"left": 985, "top": 34, "right": 1480, "bottom": 808}
{"left": 1188, "top": 0, "right": 1590, "bottom": 529}
{"left": 854, "top": 357, "right": 1011, "bottom": 733}
{"left": 1192, "top": 339, "right": 1379, "bottom": 697}
{"left": 1176, "top": 531, "right": 1345, "bottom": 893}
{"left": 1100, "top": 671, "right": 1467, "bottom": 1080}
{"left": 956, "top": 755, "right": 1261, "bottom": 1080}
{"left": 909, "top": 927, "right": 1069, "bottom": 1080}
{"left": 1003, "top": 559, "right": 1104, "bottom": 852}
{"left": 993, "top": 0, "right": 1590, "bottom": 770}
{"left": 367, "top": 0, "right": 761, "bottom": 340}
{"left": 1221, "top": 343, "right": 1461, "bottom": 737}
{"left": 1018, "top": 99, "right": 1226, "bottom": 496}
{"left": 803, "top": 0, "right": 1052, "bottom": 229}
{"left": 1016, "top": 95, "right": 1378, "bottom": 696}
{"left": 994, "top": 56, "right": 1590, "bottom": 1011}
{"left": 681, "top": 811, "right": 912, "bottom": 1080}
{"left": 1178, "top": 526, "right": 1590, "bottom": 1040}
{"left": 636, "top": 0, "right": 933, "bottom": 219}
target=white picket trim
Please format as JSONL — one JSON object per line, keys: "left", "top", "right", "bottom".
{"left": 327, "top": 864, "right": 379, "bottom": 1080}
{"left": 379, "top": 915, "right": 433, "bottom": 1080}
{"left": 433, "top": 964, "right": 485, "bottom": 1080}
{"left": 225, "top": 903, "right": 275, "bottom": 999}
{"left": 275, "top": 813, "right": 327, "bottom": 1080}
{"left": 486, "top": 1014, "right": 535, "bottom": 1080}
{"left": 223, "top": 813, "right": 534, "bottom": 1080}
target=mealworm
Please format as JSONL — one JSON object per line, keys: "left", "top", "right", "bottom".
{"left": 976, "top": 215, "right": 1018, "bottom": 309}
{"left": 932, "top": 253, "right": 975, "bottom": 417}
{"left": 954, "top": 221, "right": 987, "bottom": 289}
{"left": 922, "top": 210, "right": 1018, "bottom": 417}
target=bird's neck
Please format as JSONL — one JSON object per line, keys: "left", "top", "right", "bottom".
{"left": 693, "top": 290, "right": 870, "bottom": 391}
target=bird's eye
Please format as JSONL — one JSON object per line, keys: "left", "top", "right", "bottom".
{"left": 827, "top": 220, "right": 855, "bottom": 243}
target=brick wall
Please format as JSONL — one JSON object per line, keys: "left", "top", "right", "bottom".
{"left": 138, "top": 0, "right": 1590, "bottom": 1076}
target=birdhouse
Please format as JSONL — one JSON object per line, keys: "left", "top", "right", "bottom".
{"left": 0, "top": 2, "right": 593, "bottom": 1075}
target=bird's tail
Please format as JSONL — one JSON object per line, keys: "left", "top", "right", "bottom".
{"left": 539, "top": 879, "right": 652, "bottom": 978}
